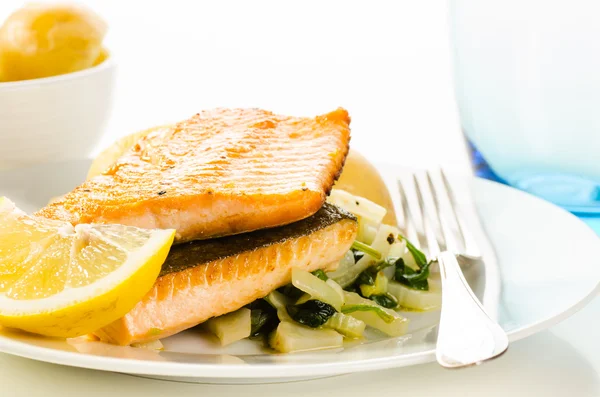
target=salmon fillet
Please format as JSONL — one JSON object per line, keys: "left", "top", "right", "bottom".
{"left": 36, "top": 108, "right": 351, "bottom": 242}
{"left": 94, "top": 203, "right": 357, "bottom": 345}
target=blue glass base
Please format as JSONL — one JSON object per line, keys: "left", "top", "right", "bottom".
{"left": 466, "top": 140, "right": 506, "bottom": 184}
{"left": 466, "top": 138, "right": 600, "bottom": 216}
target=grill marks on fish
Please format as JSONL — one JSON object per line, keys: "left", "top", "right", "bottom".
{"left": 93, "top": 204, "right": 358, "bottom": 345}
{"left": 35, "top": 108, "right": 351, "bottom": 242}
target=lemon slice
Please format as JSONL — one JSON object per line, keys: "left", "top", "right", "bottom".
{"left": 0, "top": 197, "right": 175, "bottom": 338}
{"left": 86, "top": 125, "right": 173, "bottom": 180}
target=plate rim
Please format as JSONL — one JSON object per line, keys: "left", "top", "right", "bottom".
{"left": 0, "top": 162, "right": 598, "bottom": 379}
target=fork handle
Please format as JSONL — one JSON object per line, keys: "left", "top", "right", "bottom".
{"left": 435, "top": 251, "right": 509, "bottom": 368}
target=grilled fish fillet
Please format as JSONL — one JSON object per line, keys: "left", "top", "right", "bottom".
{"left": 36, "top": 108, "right": 351, "bottom": 242}
{"left": 94, "top": 203, "right": 357, "bottom": 345}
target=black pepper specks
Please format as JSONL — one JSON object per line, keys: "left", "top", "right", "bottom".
{"left": 157, "top": 190, "right": 167, "bottom": 196}
{"left": 386, "top": 233, "right": 395, "bottom": 245}
{"left": 302, "top": 187, "right": 308, "bottom": 191}
{"left": 355, "top": 201, "right": 360, "bottom": 206}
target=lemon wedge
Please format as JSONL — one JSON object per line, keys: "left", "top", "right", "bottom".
{"left": 86, "top": 125, "right": 173, "bottom": 180}
{"left": 0, "top": 197, "right": 175, "bottom": 338}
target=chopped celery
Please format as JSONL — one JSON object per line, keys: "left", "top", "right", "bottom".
{"left": 205, "top": 308, "right": 251, "bottom": 346}
{"left": 388, "top": 281, "right": 442, "bottom": 311}
{"left": 296, "top": 280, "right": 344, "bottom": 307}
{"left": 341, "top": 304, "right": 395, "bottom": 323}
{"left": 326, "top": 250, "right": 356, "bottom": 281}
{"left": 265, "top": 290, "right": 294, "bottom": 322}
{"left": 132, "top": 340, "right": 164, "bottom": 351}
{"left": 351, "top": 240, "right": 382, "bottom": 260}
{"left": 342, "top": 291, "right": 409, "bottom": 337}
{"left": 326, "top": 279, "right": 345, "bottom": 304}
{"left": 359, "top": 271, "right": 389, "bottom": 297}
{"left": 269, "top": 321, "right": 343, "bottom": 353}
{"left": 387, "top": 239, "right": 407, "bottom": 260}
{"left": 327, "top": 189, "right": 387, "bottom": 225}
{"left": 332, "top": 225, "right": 400, "bottom": 287}
{"left": 292, "top": 268, "right": 342, "bottom": 311}
{"left": 324, "top": 312, "right": 366, "bottom": 338}
{"left": 312, "top": 269, "right": 328, "bottom": 281}
{"left": 357, "top": 217, "right": 378, "bottom": 245}
{"left": 295, "top": 293, "right": 311, "bottom": 306}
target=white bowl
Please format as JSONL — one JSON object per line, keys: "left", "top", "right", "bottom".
{"left": 0, "top": 56, "right": 116, "bottom": 169}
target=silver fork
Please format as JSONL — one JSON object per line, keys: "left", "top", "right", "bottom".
{"left": 397, "top": 170, "right": 509, "bottom": 368}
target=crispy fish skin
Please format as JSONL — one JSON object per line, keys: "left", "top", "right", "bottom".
{"left": 36, "top": 108, "right": 351, "bottom": 242}
{"left": 94, "top": 204, "right": 357, "bottom": 345}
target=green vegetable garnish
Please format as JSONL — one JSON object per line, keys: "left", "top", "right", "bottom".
{"left": 394, "top": 258, "right": 431, "bottom": 291}
{"left": 373, "top": 257, "right": 399, "bottom": 272}
{"left": 341, "top": 304, "right": 395, "bottom": 323}
{"left": 400, "top": 235, "right": 427, "bottom": 268}
{"left": 351, "top": 241, "right": 382, "bottom": 260}
{"left": 370, "top": 293, "right": 399, "bottom": 309}
{"left": 311, "top": 269, "right": 329, "bottom": 281}
{"left": 287, "top": 300, "right": 336, "bottom": 328}
{"left": 247, "top": 300, "right": 279, "bottom": 337}
{"left": 356, "top": 269, "right": 375, "bottom": 286}
{"left": 277, "top": 284, "right": 304, "bottom": 300}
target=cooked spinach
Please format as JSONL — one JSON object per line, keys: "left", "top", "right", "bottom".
{"left": 401, "top": 236, "right": 428, "bottom": 268}
{"left": 312, "top": 269, "right": 329, "bottom": 281}
{"left": 343, "top": 283, "right": 361, "bottom": 294}
{"left": 373, "top": 257, "right": 399, "bottom": 272}
{"left": 286, "top": 300, "right": 336, "bottom": 328}
{"left": 370, "top": 293, "right": 398, "bottom": 309}
{"left": 247, "top": 300, "right": 279, "bottom": 337}
{"left": 341, "top": 304, "right": 395, "bottom": 323}
{"left": 355, "top": 257, "right": 397, "bottom": 289}
{"left": 356, "top": 268, "right": 375, "bottom": 286}
{"left": 394, "top": 257, "right": 431, "bottom": 291}
{"left": 277, "top": 284, "right": 304, "bottom": 300}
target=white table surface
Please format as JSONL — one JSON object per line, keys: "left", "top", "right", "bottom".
{"left": 1, "top": 1, "right": 599, "bottom": 395}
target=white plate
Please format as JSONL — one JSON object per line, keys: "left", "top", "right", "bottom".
{"left": 0, "top": 159, "right": 598, "bottom": 384}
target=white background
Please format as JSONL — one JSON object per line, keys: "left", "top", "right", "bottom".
{"left": 1, "top": 1, "right": 599, "bottom": 396}
{"left": 2, "top": 0, "right": 471, "bottom": 173}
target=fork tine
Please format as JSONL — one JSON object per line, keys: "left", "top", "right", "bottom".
{"left": 413, "top": 174, "right": 440, "bottom": 258}
{"left": 426, "top": 171, "right": 449, "bottom": 251}
{"left": 439, "top": 169, "right": 470, "bottom": 253}
{"left": 397, "top": 177, "right": 423, "bottom": 250}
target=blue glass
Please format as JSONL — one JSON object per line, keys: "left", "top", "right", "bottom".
{"left": 581, "top": 217, "right": 600, "bottom": 236}
{"left": 451, "top": 0, "right": 600, "bottom": 215}
{"left": 465, "top": 136, "right": 600, "bottom": 215}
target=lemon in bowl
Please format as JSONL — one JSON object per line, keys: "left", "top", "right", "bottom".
{"left": 0, "top": 3, "right": 115, "bottom": 169}
{"left": 0, "top": 3, "right": 107, "bottom": 82}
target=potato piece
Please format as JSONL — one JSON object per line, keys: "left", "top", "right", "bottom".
{"left": 335, "top": 150, "right": 397, "bottom": 224}
{"left": 205, "top": 308, "right": 251, "bottom": 346}
{"left": 0, "top": 3, "right": 107, "bottom": 82}
{"left": 269, "top": 321, "right": 343, "bottom": 353}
